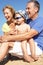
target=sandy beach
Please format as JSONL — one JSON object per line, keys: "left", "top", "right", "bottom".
{"left": 0, "top": 54, "right": 43, "bottom": 65}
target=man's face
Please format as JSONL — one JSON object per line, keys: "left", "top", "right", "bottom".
{"left": 26, "top": 2, "right": 37, "bottom": 19}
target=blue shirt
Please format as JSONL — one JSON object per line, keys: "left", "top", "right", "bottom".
{"left": 26, "top": 17, "right": 43, "bottom": 50}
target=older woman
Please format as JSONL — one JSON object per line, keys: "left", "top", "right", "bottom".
{"left": 0, "top": 5, "right": 16, "bottom": 61}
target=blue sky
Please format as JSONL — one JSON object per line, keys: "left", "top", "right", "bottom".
{"left": 0, "top": 0, "right": 43, "bottom": 35}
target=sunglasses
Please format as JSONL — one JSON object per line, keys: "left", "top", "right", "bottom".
{"left": 15, "top": 17, "right": 22, "bottom": 19}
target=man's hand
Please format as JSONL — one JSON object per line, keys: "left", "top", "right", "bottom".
{"left": 1, "top": 35, "right": 13, "bottom": 42}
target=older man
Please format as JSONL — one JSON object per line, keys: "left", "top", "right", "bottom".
{"left": 1, "top": 0, "right": 43, "bottom": 62}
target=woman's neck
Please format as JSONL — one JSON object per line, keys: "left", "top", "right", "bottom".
{"left": 7, "top": 18, "right": 15, "bottom": 25}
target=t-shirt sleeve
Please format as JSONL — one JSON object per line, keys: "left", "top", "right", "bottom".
{"left": 2, "top": 23, "right": 10, "bottom": 33}
{"left": 32, "top": 19, "right": 43, "bottom": 33}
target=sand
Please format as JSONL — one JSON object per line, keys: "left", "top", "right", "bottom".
{"left": 0, "top": 54, "right": 43, "bottom": 65}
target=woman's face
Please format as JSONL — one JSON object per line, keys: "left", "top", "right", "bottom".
{"left": 4, "top": 8, "right": 13, "bottom": 21}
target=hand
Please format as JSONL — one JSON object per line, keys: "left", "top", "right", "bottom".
{"left": 9, "top": 29, "right": 17, "bottom": 35}
{"left": 1, "top": 35, "right": 8, "bottom": 42}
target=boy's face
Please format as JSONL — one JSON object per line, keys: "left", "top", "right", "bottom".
{"left": 15, "top": 13, "right": 24, "bottom": 25}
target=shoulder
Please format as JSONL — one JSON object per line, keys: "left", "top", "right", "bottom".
{"left": 24, "top": 23, "right": 30, "bottom": 29}
{"left": 2, "top": 22, "right": 10, "bottom": 32}
{"left": 25, "top": 23, "right": 30, "bottom": 26}
{"left": 37, "top": 16, "right": 43, "bottom": 22}
{"left": 2, "top": 22, "right": 9, "bottom": 28}
{"left": 35, "top": 17, "right": 43, "bottom": 25}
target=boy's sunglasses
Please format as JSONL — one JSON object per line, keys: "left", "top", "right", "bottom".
{"left": 15, "top": 17, "right": 22, "bottom": 19}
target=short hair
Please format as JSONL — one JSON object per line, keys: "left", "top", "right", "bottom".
{"left": 27, "top": 0, "right": 40, "bottom": 12}
{"left": 3, "top": 5, "right": 16, "bottom": 18}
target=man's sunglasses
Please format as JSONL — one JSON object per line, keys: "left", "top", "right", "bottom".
{"left": 15, "top": 17, "right": 22, "bottom": 19}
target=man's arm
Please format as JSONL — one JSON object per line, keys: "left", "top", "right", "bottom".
{"left": 2, "top": 29, "right": 38, "bottom": 42}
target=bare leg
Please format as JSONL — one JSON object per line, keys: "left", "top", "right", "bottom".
{"left": 28, "top": 39, "right": 39, "bottom": 61}
{"left": 8, "top": 42, "right": 14, "bottom": 47}
{"left": 0, "top": 42, "right": 9, "bottom": 61}
{"left": 21, "top": 40, "right": 34, "bottom": 62}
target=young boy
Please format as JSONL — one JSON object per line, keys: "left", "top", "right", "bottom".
{"left": 14, "top": 12, "right": 38, "bottom": 62}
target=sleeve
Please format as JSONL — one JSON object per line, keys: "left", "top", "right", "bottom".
{"left": 2, "top": 23, "right": 10, "bottom": 33}
{"left": 32, "top": 19, "right": 43, "bottom": 33}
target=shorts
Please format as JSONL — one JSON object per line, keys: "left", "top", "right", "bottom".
{"left": 9, "top": 41, "right": 42, "bottom": 56}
